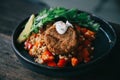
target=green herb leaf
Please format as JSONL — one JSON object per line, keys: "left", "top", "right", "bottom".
{"left": 31, "top": 7, "right": 100, "bottom": 33}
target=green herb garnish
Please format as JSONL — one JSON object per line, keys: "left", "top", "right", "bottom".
{"left": 31, "top": 7, "right": 100, "bottom": 33}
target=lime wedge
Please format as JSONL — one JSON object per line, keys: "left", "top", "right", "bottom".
{"left": 17, "top": 14, "right": 35, "bottom": 43}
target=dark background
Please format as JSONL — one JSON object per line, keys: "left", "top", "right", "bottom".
{"left": 40, "top": 0, "right": 120, "bottom": 23}
{"left": 0, "top": 0, "right": 49, "bottom": 35}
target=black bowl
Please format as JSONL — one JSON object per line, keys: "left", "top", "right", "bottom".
{"left": 12, "top": 10, "right": 116, "bottom": 77}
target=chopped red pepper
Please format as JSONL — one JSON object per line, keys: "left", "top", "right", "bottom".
{"left": 47, "top": 61, "right": 56, "bottom": 67}
{"left": 57, "top": 58, "right": 67, "bottom": 67}
{"left": 41, "top": 50, "right": 54, "bottom": 62}
{"left": 24, "top": 41, "right": 33, "bottom": 50}
{"left": 43, "top": 50, "right": 54, "bottom": 56}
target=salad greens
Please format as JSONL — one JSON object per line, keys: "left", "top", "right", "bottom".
{"left": 31, "top": 7, "right": 100, "bottom": 33}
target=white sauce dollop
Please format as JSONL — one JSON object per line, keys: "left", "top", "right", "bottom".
{"left": 66, "top": 20, "right": 73, "bottom": 28}
{"left": 54, "top": 21, "right": 73, "bottom": 34}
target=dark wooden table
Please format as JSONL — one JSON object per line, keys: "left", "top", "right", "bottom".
{"left": 0, "top": 0, "right": 120, "bottom": 80}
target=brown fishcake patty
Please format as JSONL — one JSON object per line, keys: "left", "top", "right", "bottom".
{"left": 44, "top": 25, "right": 78, "bottom": 55}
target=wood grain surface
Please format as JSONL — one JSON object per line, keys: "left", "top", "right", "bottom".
{"left": 0, "top": 33, "right": 47, "bottom": 80}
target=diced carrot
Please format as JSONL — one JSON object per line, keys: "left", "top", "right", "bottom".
{"left": 57, "top": 58, "right": 67, "bottom": 67}
{"left": 86, "top": 30, "right": 95, "bottom": 35}
{"left": 71, "top": 57, "right": 79, "bottom": 67}
{"left": 43, "top": 50, "right": 53, "bottom": 56}
{"left": 35, "top": 41, "right": 39, "bottom": 47}
{"left": 84, "top": 30, "right": 95, "bottom": 39}
{"left": 47, "top": 61, "right": 56, "bottom": 67}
